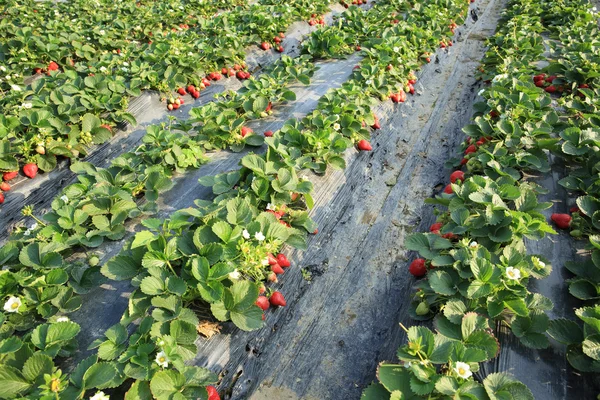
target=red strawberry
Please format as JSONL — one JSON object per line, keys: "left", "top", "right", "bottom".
{"left": 221, "top": 67, "right": 228, "bottom": 75}
{"left": 460, "top": 158, "right": 468, "bottom": 165}
{"left": 0, "top": 182, "right": 10, "bottom": 191}
{"left": 202, "top": 78, "right": 211, "bottom": 87}
{"left": 260, "top": 42, "right": 271, "bottom": 51}
{"left": 177, "top": 88, "right": 186, "bottom": 96}
{"left": 450, "top": 171, "right": 465, "bottom": 184}
{"left": 271, "top": 264, "right": 284, "bottom": 274}
{"left": 429, "top": 222, "right": 443, "bottom": 233}
{"left": 357, "top": 140, "right": 372, "bottom": 151}
{"left": 34, "top": 68, "right": 42, "bottom": 74}
{"left": 579, "top": 83, "right": 589, "bottom": 89}
{"left": 227, "top": 68, "right": 235, "bottom": 77}
{"left": 264, "top": 130, "right": 273, "bottom": 137}
{"left": 442, "top": 233, "right": 457, "bottom": 240}
{"left": 545, "top": 75, "right": 557, "bottom": 83}
{"left": 0, "top": 193, "right": 4, "bottom": 204}
{"left": 409, "top": 259, "right": 427, "bottom": 277}
{"left": 3, "top": 171, "right": 18, "bottom": 181}
{"left": 464, "top": 144, "right": 477, "bottom": 155}
{"left": 274, "top": 37, "right": 281, "bottom": 43}
{"left": 167, "top": 104, "right": 174, "bottom": 111}
{"left": 256, "top": 296, "right": 270, "bottom": 310}
{"left": 534, "top": 80, "right": 545, "bottom": 88}
{"left": 387, "top": 64, "right": 393, "bottom": 71}
{"left": 551, "top": 213, "right": 572, "bottom": 229}
{"left": 570, "top": 206, "right": 580, "bottom": 214}
{"left": 443, "top": 184, "right": 453, "bottom": 194}
{"left": 545, "top": 85, "right": 557, "bottom": 93}
{"left": 192, "top": 91, "right": 200, "bottom": 99}
{"left": 207, "top": 385, "right": 220, "bottom": 400}
{"left": 241, "top": 126, "right": 253, "bottom": 137}
{"left": 308, "top": 19, "right": 316, "bottom": 26}
{"left": 47, "top": 61, "right": 59, "bottom": 71}
{"left": 269, "top": 291, "right": 286, "bottom": 307}
{"left": 233, "top": 64, "right": 242, "bottom": 71}
{"left": 489, "top": 110, "right": 499, "bottom": 118}
{"left": 267, "top": 254, "right": 278, "bottom": 265}
{"left": 533, "top": 73, "right": 545, "bottom": 82}
{"left": 259, "top": 285, "right": 266, "bottom": 294}
{"left": 276, "top": 253, "right": 291, "bottom": 268}
{"left": 408, "top": 83, "right": 415, "bottom": 95}
{"left": 23, "top": 163, "right": 38, "bottom": 179}
{"left": 313, "top": 228, "right": 319, "bottom": 234}
{"left": 355, "top": 45, "right": 361, "bottom": 51}
{"left": 279, "top": 32, "right": 285, "bottom": 38}
{"left": 265, "top": 102, "right": 272, "bottom": 112}
{"left": 276, "top": 45, "right": 284, "bottom": 53}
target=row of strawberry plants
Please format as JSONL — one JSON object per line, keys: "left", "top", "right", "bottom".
{"left": 362, "top": 0, "right": 600, "bottom": 398}
{"left": 0, "top": 0, "right": 335, "bottom": 183}
{"left": 0, "top": 0, "right": 470, "bottom": 397}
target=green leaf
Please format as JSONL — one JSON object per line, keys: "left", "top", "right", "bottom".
{"left": 376, "top": 364, "right": 412, "bottom": 394}
{"left": 361, "top": 382, "right": 391, "bottom": 400}
{"left": 102, "top": 255, "right": 140, "bottom": 280}
{"left": 82, "top": 362, "right": 118, "bottom": 390}
{"left": 150, "top": 370, "right": 185, "bottom": 399}
{"left": 582, "top": 334, "right": 600, "bottom": 361}
{"left": 125, "top": 380, "right": 152, "bottom": 400}
{"left": 132, "top": 231, "right": 156, "bottom": 249}
{"left": 22, "top": 353, "right": 54, "bottom": 383}
{"left": 428, "top": 270, "right": 457, "bottom": 295}
{"left": 483, "top": 373, "right": 534, "bottom": 400}
{"left": 0, "top": 366, "right": 32, "bottom": 398}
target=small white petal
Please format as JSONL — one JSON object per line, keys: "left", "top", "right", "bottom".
{"left": 454, "top": 361, "right": 472, "bottom": 379}
{"left": 469, "top": 241, "right": 478, "bottom": 248}
{"left": 56, "top": 316, "right": 69, "bottom": 322}
{"left": 505, "top": 267, "right": 521, "bottom": 281}
{"left": 255, "top": 232, "right": 265, "bottom": 241}
{"left": 242, "top": 229, "right": 250, "bottom": 239}
{"left": 10, "top": 84, "right": 21, "bottom": 91}
{"left": 60, "top": 195, "right": 69, "bottom": 202}
{"left": 229, "top": 270, "right": 241, "bottom": 280}
{"left": 90, "top": 391, "right": 110, "bottom": 400}
{"left": 155, "top": 351, "right": 169, "bottom": 368}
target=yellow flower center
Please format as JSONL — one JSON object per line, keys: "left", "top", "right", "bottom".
{"left": 508, "top": 271, "right": 515, "bottom": 277}
{"left": 458, "top": 367, "right": 466, "bottom": 375}
{"left": 11, "top": 302, "right": 18, "bottom": 309}
{"left": 50, "top": 379, "right": 60, "bottom": 392}
{"left": 159, "top": 357, "right": 166, "bottom": 363}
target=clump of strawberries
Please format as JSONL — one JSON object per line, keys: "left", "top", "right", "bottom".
{"left": 532, "top": 73, "right": 565, "bottom": 94}
{"left": 390, "top": 90, "right": 407, "bottom": 103}
{"left": 308, "top": 13, "right": 325, "bottom": 26}
{"left": 166, "top": 96, "right": 184, "bottom": 111}
{"left": 255, "top": 253, "right": 292, "bottom": 318}
{"left": 551, "top": 213, "right": 572, "bottom": 230}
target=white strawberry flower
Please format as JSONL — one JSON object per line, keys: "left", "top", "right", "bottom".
{"left": 123, "top": 62, "right": 129, "bottom": 66}
{"left": 90, "top": 391, "right": 110, "bottom": 400}
{"left": 229, "top": 270, "right": 241, "bottom": 280}
{"left": 22, "top": 102, "right": 32, "bottom": 109}
{"left": 477, "top": 89, "right": 485, "bottom": 96}
{"left": 469, "top": 241, "right": 478, "bottom": 248}
{"left": 255, "top": 231, "right": 265, "bottom": 241}
{"left": 261, "top": 258, "right": 270, "bottom": 266}
{"left": 266, "top": 203, "right": 275, "bottom": 210}
{"left": 157, "top": 339, "right": 165, "bottom": 347}
{"left": 6, "top": 74, "right": 11, "bottom": 80}
{"left": 505, "top": 267, "right": 521, "bottom": 281}
{"left": 242, "top": 229, "right": 250, "bottom": 239}
{"left": 492, "top": 73, "right": 507, "bottom": 83}
{"left": 188, "top": 52, "right": 193, "bottom": 56}
{"left": 10, "top": 84, "right": 21, "bottom": 91}
{"left": 99, "top": 30, "right": 105, "bottom": 35}
{"left": 155, "top": 351, "right": 169, "bottom": 368}
{"left": 30, "top": 223, "right": 38, "bottom": 230}
{"left": 3, "top": 296, "right": 22, "bottom": 313}
{"left": 100, "top": 66, "right": 107, "bottom": 72}
{"left": 404, "top": 361, "right": 413, "bottom": 368}
{"left": 366, "top": 79, "right": 373, "bottom": 85}
{"left": 121, "top": 67, "right": 128, "bottom": 72}
{"left": 60, "top": 195, "right": 69, "bottom": 203}
{"left": 0, "top": 66, "right": 5, "bottom": 72}
{"left": 23, "top": 229, "right": 31, "bottom": 236}
{"left": 538, "top": 260, "right": 546, "bottom": 267}
{"left": 393, "top": 46, "right": 399, "bottom": 52}
{"left": 333, "top": 123, "right": 341, "bottom": 131}
{"left": 454, "top": 361, "right": 472, "bottom": 379}
{"left": 56, "top": 316, "right": 69, "bottom": 322}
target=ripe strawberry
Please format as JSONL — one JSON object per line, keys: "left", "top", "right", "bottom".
{"left": 233, "top": 64, "right": 242, "bottom": 71}
{"left": 489, "top": 110, "right": 499, "bottom": 118}
{"left": 241, "top": 126, "right": 253, "bottom": 137}
{"left": 221, "top": 67, "right": 228, "bottom": 75}
{"left": 47, "top": 61, "right": 59, "bottom": 71}
{"left": 408, "top": 83, "right": 415, "bottom": 95}
{"left": 387, "top": 64, "right": 393, "bottom": 71}
{"left": 442, "top": 233, "right": 458, "bottom": 240}
{"left": 545, "top": 75, "right": 557, "bottom": 83}
{"left": 464, "top": 144, "right": 477, "bottom": 155}
{"left": 207, "top": 385, "right": 220, "bottom": 400}
{"left": 271, "top": 264, "right": 284, "bottom": 274}
{"left": 409, "top": 259, "right": 427, "bottom": 277}
{"left": 3, "top": 171, "right": 18, "bottom": 181}
{"left": 551, "top": 213, "right": 572, "bottom": 229}
{"left": 545, "top": 85, "right": 557, "bottom": 93}
{"left": 429, "top": 222, "right": 443, "bottom": 233}
{"left": 192, "top": 91, "right": 200, "bottom": 99}
{"left": 228, "top": 68, "right": 235, "bottom": 77}
{"left": 276, "top": 45, "right": 284, "bottom": 53}
{"left": 579, "top": 83, "right": 589, "bottom": 89}
{"left": 357, "top": 140, "right": 372, "bottom": 151}
{"left": 443, "top": 184, "right": 453, "bottom": 194}
{"left": 279, "top": 32, "right": 285, "bottom": 38}
{"left": 265, "top": 102, "right": 272, "bottom": 112}
{"left": 172, "top": 103, "right": 180, "bottom": 110}
{"left": 277, "top": 253, "right": 291, "bottom": 268}
{"left": 355, "top": 45, "right": 361, "bottom": 51}
{"left": 308, "top": 19, "right": 316, "bottom": 26}
{"left": 260, "top": 42, "right": 271, "bottom": 51}
{"left": 256, "top": 296, "right": 270, "bottom": 310}
{"left": 167, "top": 104, "right": 174, "bottom": 111}
{"left": 450, "top": 170, "right": 465, "bottom": 183}
{"left": 534, "top": 80, "right": 545, "bottom": 88}
{"left": 0, "top": 182, "right": 10, "bottom": 191}
{"left": 274, "top": 36, "right": 281, "bottom": 43}
{"left": 269, "top": 291, "right": 286, "bottom": 307}
{"left": 426, "top": 57, "right": 431, "bottom": 63}
{"left": 264, "top": 130, "right": 273, "bottom": 137}
{"left": 177, "top": 88, "right": 186, "bottom": 96}
{"left": 313, "top": 228, "right": 319, "bottom": 234}
{"left": 202, "top": 78, "right": 211, "bottom": 87}
{"left": 186, "top": 85, "right": 196, "bottom": 93}
{"left": 0, "top": 193, "right": 4, "bottom": 204}
{"left": 23, "top": 163, "right": 38, "bottom": 179}
{"left": 460, "top": 158, "right": 468, "bottom": 165}
{"left": 570, "top": 206, "right": 580, "bottom": 214}
{"left": 291, "top": 192, "right": 299, "bottom": 201}
{"left": 34, "top": 68, "right": 42, "bottom": 74}
{"left": 533, "top": 73, "right": 546, "bottom": 82}
{"left": 267, "top": 254, "right": 278, "bottom": 265}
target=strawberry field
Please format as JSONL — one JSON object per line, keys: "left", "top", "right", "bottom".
{"left": 1, "top": 0, "right": 600, "bottom": 398}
